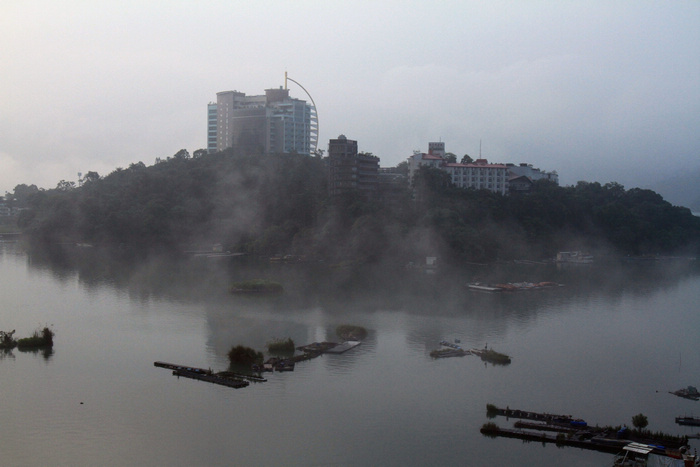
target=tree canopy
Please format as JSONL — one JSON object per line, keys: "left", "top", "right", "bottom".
{"left": 15, "top": 150, "right": 700, "bottom": 264}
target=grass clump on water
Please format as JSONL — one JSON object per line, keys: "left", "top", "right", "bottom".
{"left": 16, "top": 326, "right": 54, "bottom": 349}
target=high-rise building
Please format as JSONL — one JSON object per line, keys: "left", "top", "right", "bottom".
{"left": 328, "top": 135, "right": 379, "bottom": 199}
{"left": 208, "top": 87, "right": 315, "bottom": 155}
{"left": 207, "top": 103, "right": 217, "bottom": 153}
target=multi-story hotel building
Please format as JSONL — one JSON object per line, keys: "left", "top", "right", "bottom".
{"left": 407, "top": 142, "right": 556, "bottom": 195}
{"left": 328, "top": 135, "right": 380, "bottom": 199}
{"left": 208, "top": 87, "right": 314, "bottom": 155}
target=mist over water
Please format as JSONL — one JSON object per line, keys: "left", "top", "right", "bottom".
{"left": 1, "top": 243, "right": 699, "bottom": 466}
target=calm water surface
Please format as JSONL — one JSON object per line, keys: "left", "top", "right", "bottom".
{"left": 0, "top": 243, "right": 698, "bottom": 466}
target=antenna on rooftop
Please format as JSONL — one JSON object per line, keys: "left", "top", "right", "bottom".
{"left": 479, "top": 139, "right": 482, "bottom": 158}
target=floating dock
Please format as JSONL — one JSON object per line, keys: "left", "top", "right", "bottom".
{"left": 467, "top": 283, "right": 504, "bottom": 292}
{"left": 480, "top": 425, "right": 627, "bottom": 454}
{"left": 467, "top": 282, "right": 563, "bottom": 292}
{"left": 172, "top": 369, "right": 249, "bottom": 388}
{"left": 155, "top": 361, "right": 210, "bottom": 374}
{"left": 430, "top": 348, "right": 469, "bottom": 358}
{"left": 154, "top": 361, "right": 250, "bottom": 389}
{"left": 487, "top": 405, "right": 585, "bottom": 425}
{"left": 676, "top": 416, "right": 700, "bottom": 426}
{"left": 325, "top": 341, "right": 361, "bottom": 354}
{"left": 296, "top": 341, "right": 338, "bottom": 354}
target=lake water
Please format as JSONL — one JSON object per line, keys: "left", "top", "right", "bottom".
{"left": 0, "top": 243, "right": 699, "bottom": 466}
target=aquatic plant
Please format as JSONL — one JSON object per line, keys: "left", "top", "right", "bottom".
{"left": 335, "top": 324, "right": 367, "bottom": 341}
{"left": 486, "top": 404, "right": 498, "bottom": 418}
{"left": 0, "top": 330, "right": 17, "bottom": 350}
{"left": 266, "top": 337, "right": 295, "bottom": 354}
{"left": 17, "top": 326, "right": 54, "bottom": 349}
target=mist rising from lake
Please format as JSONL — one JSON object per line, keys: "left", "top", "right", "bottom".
{"left": 1, "top": 243, "right": 698, "bottom": 466}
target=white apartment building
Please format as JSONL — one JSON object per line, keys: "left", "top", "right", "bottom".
{"left": 407, "top": 150, "right": 509, "bottom": 195}
{"left": 407, "top": 142, "right": 557, "bottom": 195}
{"left": 444, "top": 160, "right": 509, "bottom": 194}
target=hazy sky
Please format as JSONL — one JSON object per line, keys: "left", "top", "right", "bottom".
{"left": 2, "top": 1, "right": 699, "bottom": 193}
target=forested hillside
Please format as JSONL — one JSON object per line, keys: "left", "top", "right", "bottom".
{"left": 14, "top": 150, "right": 700, "bottom": 264}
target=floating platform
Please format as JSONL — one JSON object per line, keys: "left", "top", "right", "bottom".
{"left": 155, "top": 361, "right": 209, "bottom": 374}
{"left": 430, "top": 348, "right": 469, "bottom": 358}
{"left": 480, "top": 425, "right": 627, "bottom": 454}
{"left": 487, "top": 405, "right": 585, "bottom": 426}
{"left": 325, "top": 341, "right": 361, "bottom": 354}
{"left": 296, "top": 342, "right": 338, "bottom": 354}
{"left": 467, "top": 283, "right": 504, "bottom": 292}
{"left": 154, "top": 361, "right": 250, "bottom": 389}
{"left": 172, "top": 370, "right": 249, "bottom": 388}
{"left": 467, "top": 282, "right": 563, "bottom": 292}
{"left": 676, "top": 416, "right": 700, "bottom": 426}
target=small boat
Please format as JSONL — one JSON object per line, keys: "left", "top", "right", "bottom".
{"left": 440, "top": 340, "right": 462, "bottom": 350}
{"left": 675, "top": 416, "right": 700, "bottom": 426}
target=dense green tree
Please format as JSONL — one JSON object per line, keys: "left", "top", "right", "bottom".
{"left": 632, "top": 413, "right": 648, "bottom": 430}
{"left": 10, "top": 184, "right": 40, "bottom": 207}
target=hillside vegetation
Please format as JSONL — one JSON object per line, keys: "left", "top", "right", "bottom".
{"left": 15, "top": 149, "right": 700, "bottom": 264}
